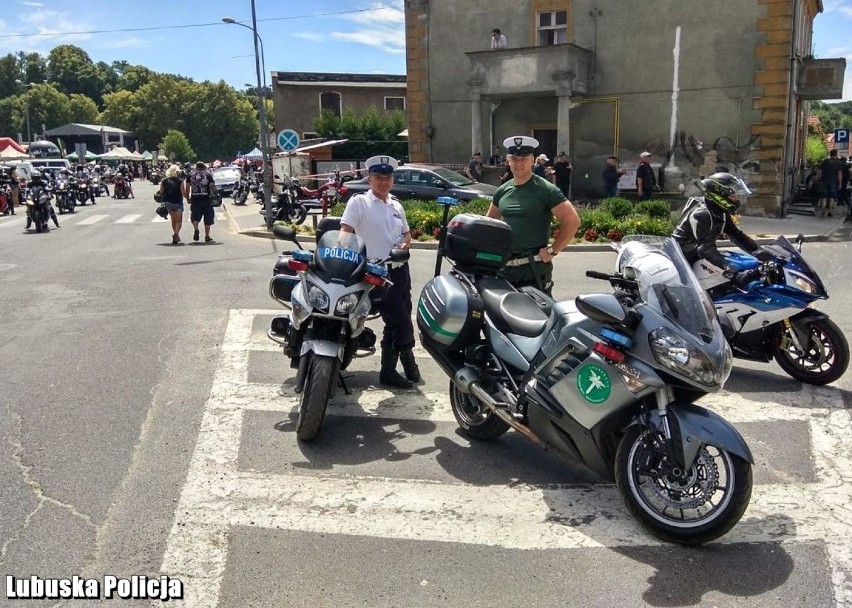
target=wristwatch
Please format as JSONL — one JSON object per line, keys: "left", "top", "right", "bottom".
{"left": 547, "top": 245, "right": 558, "bottom": 257}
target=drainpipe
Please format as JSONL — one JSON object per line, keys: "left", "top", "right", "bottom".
{"left": 780, "top": 0, "right": 801, "bottom": 218}
{"left": 489, "top": 100, "right": 501, "bottom": 155}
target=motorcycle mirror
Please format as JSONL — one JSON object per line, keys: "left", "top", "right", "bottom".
{"left": 575, "top": 293, "right": 628, "bottom": 326}
{"left": 796, "top": 233, "right": 805, "bottom": 252}
{"left": 272, "top": 224, "right": 298, "bottom": 242}
{"left": 388, "top": 248, "right": 410, "bottom": 263}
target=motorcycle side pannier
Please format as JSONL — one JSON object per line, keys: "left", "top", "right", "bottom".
{"left": 444, "top": 213, "right": 513, "bottom": 273}
{"left": 418, "top": 274, "right": 484, "bottom": 351}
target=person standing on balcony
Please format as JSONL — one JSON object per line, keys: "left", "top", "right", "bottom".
{"left": 490, "top": 28, "right": 507, "bottom": 50}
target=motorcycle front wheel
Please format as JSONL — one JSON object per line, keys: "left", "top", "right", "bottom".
{"left": 449, "top": 380, "right": 510, "bottom": 440}
{"left": 773, "top": 318, "right": 849, "bottom": 385}
{"left": 296, "top": 354, "right": 340, "bottom": 441}
{"left": 615, "top": 426, "right": 752, "bottom": 545}
{"left": 286, "top": 204, "right": 308, "bottom": 225}
{"left": 235, "top": 190, "right": 248, "bottom": 205}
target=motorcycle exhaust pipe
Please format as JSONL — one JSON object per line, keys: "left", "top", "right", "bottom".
{"left": 453, "top": 368, "right": 550, "bottom": 450}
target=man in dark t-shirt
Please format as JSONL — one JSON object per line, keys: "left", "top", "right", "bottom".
{"left": 552, "top": 152, "right": 572, "bottom": 198}
{"left": 636, "top": 151, "right": 656, "bottom": 200}
{"left": 817, "top": 149, "right": 844, "bottom": 218}
{"left": 465, "top": 152, "right": 483, "bottom": 182}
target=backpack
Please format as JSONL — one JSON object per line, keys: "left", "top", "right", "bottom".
{"left": 189, "top": 170, "right": 212, "bottom": 200}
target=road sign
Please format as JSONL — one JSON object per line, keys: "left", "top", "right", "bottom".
{"left": 834, "top": 128, "right": 849, "bottom": 144}
{"left": 277, "top": 129, "right": 300, "bottom": 152}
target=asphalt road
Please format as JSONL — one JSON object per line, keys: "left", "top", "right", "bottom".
{"left": 0, "top": 179, "right": 849, "bottom": 607}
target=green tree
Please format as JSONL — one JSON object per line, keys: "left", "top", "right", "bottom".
{"left": 183, "top": 80, "right": 257, "bottom": 159}
{"left": 805, "top": 134, "right": 828, "bottom": 167}
{"left": 0, "top": 95, "right": 22, "bottom": 138}
{"left": 19, "top": 52, "right": 48, "bottom": 85}
{"left": 100, "top": 89, "right": 143, "bottom": 130}
{"left": 0, "top": 54, "right": 20, "bottom": 99}
{"left": 47, "top": 45, "right": 106, "bottom": 103}
{"left": 68, "top": 94, "right": 100, "bottom": 124}
{"left": 21, "top": 83, "right": 71, "bottom": 136}
{"left": 160, "top": 129, "right": 195, "bottom": 162}
{"left": 116, "top": 65, "right": 153, "bottom": 92}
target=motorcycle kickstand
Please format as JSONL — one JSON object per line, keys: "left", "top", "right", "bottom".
{"left": 338, "top": 372, "right": 353, "bottom": 396}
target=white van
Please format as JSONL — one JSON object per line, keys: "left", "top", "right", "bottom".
{"left": 29, "top": 158, "right": 71, "bottom": 173}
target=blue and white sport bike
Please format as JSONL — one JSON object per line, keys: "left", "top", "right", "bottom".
{"left": 691, "top": 235, "right": 848, "bottom": 385}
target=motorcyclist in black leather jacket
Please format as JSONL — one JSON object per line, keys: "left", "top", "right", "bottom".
{"left": 672, "top": 172, "right": 760, "bottom": 287}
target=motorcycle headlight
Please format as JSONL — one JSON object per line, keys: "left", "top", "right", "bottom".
{"left": 794, "top": 276, "right": 816, "bottom": 294}
{"left": 307, "top": 284, "right": 329, "bottom": 312}
{"left": 335, "top": 293, "right": 360, "bottom": 315}
{"left": 649, "top": 328, "right": 721, "bottom": 387}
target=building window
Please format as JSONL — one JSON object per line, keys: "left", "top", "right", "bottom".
{"left": 537, "top": 10, "right": 567, "bottom": 45}
{"left": 320, "top": 91, "right": 341, "bottom": 117}
{"left": 385, "top": 96, "right": 406, "bottom": 111}
{"left": 302, "top": 132, "right": 318, "bottom": 140}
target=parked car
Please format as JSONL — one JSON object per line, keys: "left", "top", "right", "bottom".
{"left": 212, "top": 167, "right": 241, "bottom": 197}
{"left": 341, "top": 164, "right": 496, "bottom": 202}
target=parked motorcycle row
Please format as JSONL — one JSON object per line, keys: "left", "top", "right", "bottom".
{"left": 246, "top": 169, "right": 350, "bottom": 226}
{"left": 263, "top": 196, "right": 847, "bottom": 546}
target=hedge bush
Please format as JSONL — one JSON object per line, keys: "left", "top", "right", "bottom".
{"left": 329, "top": 196, "right": 674, "bottom": 242}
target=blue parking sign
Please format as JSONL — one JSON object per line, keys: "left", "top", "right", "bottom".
{"left": 834, "top": 128, "right": 849, "bottom": 144}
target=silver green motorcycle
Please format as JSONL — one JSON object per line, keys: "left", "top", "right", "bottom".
{"left": 418, "top": 217, "right": 753, "bottom": 545}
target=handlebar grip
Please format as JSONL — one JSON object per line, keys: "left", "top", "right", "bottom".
{"left": 586, "top": 270, "right": 611, "bottom": 280}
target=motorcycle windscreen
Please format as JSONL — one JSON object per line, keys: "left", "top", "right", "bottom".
{"left": 765, "top": 236, "right": 827, "bottom": 295}
{"left": 312, "top": 230, "right": 368, "bottom": 287}
{"left": 618, "top": 237, "right": 721, "bottom": 344}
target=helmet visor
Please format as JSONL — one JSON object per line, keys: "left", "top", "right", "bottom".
{"left": 729, "top": 177, "right": 752, "bottom": 198}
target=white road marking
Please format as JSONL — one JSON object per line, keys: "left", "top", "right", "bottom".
{"left": 115, "top": 213, "right": 143, "bottom": 224}
{"left": 151, "top": 216, "right": 168, "bottom": 223}
{"left": 158, "top": 309, "right": 852, "bottom": 608}
{"left": 74, "top": 214, "right": 109, "bottom": 225}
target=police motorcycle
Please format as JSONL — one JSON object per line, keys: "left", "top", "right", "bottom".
{"left": 267, "top": 218, "right": 410, "bottom": 441}
{"left": 417, "top": 205, "right": 753, "bottom": 544}
{"left": 692, "top": 234, "right": 848, "bottom": 385}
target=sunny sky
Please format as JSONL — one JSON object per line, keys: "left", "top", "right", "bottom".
{"left": 0, "top": 0, "right": 850, "bottom": 102}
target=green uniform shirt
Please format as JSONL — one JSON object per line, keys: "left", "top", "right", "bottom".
{"left": 493, "top": 174, "right": 566, "bottom": 254}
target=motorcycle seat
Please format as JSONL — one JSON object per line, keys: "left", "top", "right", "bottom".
{"left": 481, "top": 286, "right": 549, "bottom": 338}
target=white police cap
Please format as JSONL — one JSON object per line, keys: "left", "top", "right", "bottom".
{"left": 365, "top": 155, "right": 399, "bottom": 175}
{"left": 503, "top": 135, "right": 539, "bottom": 156}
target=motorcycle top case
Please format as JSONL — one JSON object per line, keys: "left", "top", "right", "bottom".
{"left": 443, "top": 213, "right": 513, "bottom": 273}
{"left": 270, "top": 254, "right": 299, "bottom": 304}
{"left": 418, "top": 273, "right": 484, "bottom": 351}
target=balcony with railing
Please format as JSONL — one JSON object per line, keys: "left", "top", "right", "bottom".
{"left": 465, "top": 43, "right": 592, "bottom": 97}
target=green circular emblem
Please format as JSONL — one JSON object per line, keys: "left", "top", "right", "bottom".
{"left": 576, "top": 364, "right": 612, "bottom": 404}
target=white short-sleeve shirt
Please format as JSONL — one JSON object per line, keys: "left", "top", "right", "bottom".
{"left": 340, "top": 189, "right": 410, "bottom": 259}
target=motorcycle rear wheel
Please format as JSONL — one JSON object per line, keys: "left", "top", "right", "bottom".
{"left": 449, "top": 380, "right": 510, "bottom": 440}
{"left": 296, "top": 354, "right": 339, "bottom": 441}
{"left": 235, "top": 190, "right": 248, "bottom": 205}
{"left": 615, "top": 426, "right": 752, "bottom": 545}
{"left": 773, "top": 318, "right": 849, "bottom": 385}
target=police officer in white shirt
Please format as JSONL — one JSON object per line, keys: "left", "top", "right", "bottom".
{"left": 340, "top": 155, "right": 419, "bottom": 388}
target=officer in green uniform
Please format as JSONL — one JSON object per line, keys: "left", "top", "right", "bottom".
{"left": 487, "top": 135, "right": 581, "bottom": 295}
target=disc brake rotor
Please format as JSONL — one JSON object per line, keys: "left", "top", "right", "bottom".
{"left": 647, "top": 448, "right": 720, "bottom": 510}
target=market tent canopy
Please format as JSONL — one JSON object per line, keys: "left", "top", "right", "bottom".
{"left": 0, "top": 146, "right": 29, "bottom": 160}
{"left": 242, "top": 147, "right": 263, "bottom": 161}
{"left": 66, "top": 150, "right": 98, "bottom": 161}
{"left": 0, "top": 137, "right": 26, "bottom": 153}
{"left": 99, "top": 147, "right": 138, "bottom": 161}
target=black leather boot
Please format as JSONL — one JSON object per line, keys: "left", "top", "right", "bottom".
{"left": 399, "top": 349, "right": 420, "bottom": 383}
{"left": 379, "top": 348, "right": 412, "bottom": 389}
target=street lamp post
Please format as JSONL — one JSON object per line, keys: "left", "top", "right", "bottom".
{"left": 223, "top": 5, "right": 273, "bottom": 228}
{"left": 15, "top": 79, "right": 33, "bottom": 144}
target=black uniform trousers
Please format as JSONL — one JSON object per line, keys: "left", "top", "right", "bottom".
{"left": 371, "top": 263, "right": 415, "bottom": 351}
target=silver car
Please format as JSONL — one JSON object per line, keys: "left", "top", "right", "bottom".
{"left": 212, "top": 167, "right": 241, "bottom": 196}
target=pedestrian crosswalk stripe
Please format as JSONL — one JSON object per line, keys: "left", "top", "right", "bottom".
{"left": 116, "top": 214, "right": 143, "bottom": 224}
{"left": 159, "top": 309, "right": 852, "bottom": 608}
{"left": 151, "top": 216, "right": 168, "bottom": 223}
{"left": 74, "top": 214, "right": 109, "bottom": 225}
